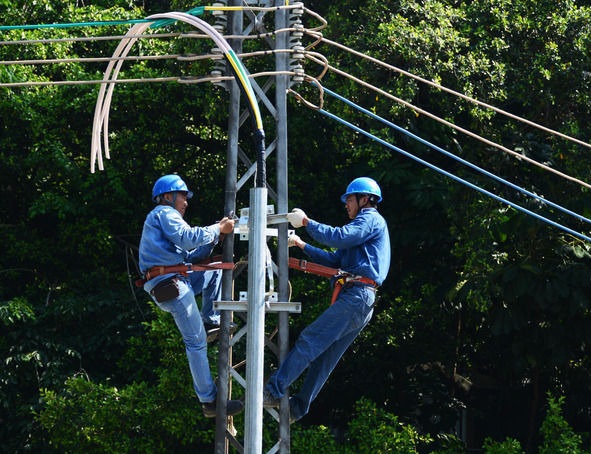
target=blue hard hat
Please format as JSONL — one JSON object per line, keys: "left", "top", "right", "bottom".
{"left": 152, "top": 175, "right": 193, "bottom": 202}
{"left": 340, "top": 177, "right": 382, "bottom": 203}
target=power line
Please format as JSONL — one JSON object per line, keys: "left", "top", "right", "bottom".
{"left": 3, "top": 4, "right": 590, "bottom": 232}
{"left": 316, "top": 105, "right": 591, "bottom": 243}
{"left": 313, "top": 33, "right": 591, "bottom": 152}
{"left": 0, "top": 32, "right": 180, "bottom": 46}
{"left": 0, "top": 54, "right": 180, "bottom": 66}
{"left": 0, "top": 46, "right": 304, "bottom": 68}
{"left": 322, "top": 85, "right": 591, "bottom": 228}
{"left": 304, "top": 53, "right": 591, "bottom": 191}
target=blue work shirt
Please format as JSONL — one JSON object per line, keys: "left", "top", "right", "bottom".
{"left": 139, "top": 205, "right": 221, "bottom": 292}
{"left": 302, "top": 207, "right": 390, "bottom": 286}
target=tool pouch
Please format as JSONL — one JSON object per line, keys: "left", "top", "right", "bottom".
{"left": 150, "top": 278, "right": 180, "bottom": 303}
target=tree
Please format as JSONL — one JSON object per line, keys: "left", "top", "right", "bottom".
{"left": 2, "top": 0, "right": 591, "bottom": 452}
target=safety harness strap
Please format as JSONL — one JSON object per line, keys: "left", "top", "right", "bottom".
{"left": 135, "top": 256, "right": 235, "bottom": 287}
{"left": 330, "top": 275, "right": 378, "bottom": 304}
{"left": 288, "top": 257, "right": 339, "bottom": 278}
{"left": 289, "top": 257, "right": 378, "bottom": 304}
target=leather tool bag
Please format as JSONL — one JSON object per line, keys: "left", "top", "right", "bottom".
{"left": 150, "top": 278, "right": 180, "bottom": 303}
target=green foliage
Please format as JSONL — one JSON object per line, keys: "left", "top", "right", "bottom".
{"left": 0, "top": 297, "right": 35, "bottom": 325}
{"left": 2, "top": 0, "right": 591, "bottom": 452}
{"left": 37, "top": 375, "right": 215, "bottom": 453}
{"left": 477, "top": 393, "right": 590, "bottom": 454}
{"left": 38, "top": 378, "right": 156, "bottom": 453}
{"left": 36, "top": 303, "right": 218, "bottom": 453}
{"left": 344, "top": 398, "right": 432, "bottom": 453}
{"left": 539, "top": 394, "right": 587, "bottom": 454}
{"left": 481, "top": 437, "right": 524, "bottom": 454}
{"left": 291, "top": 398, "right": 431, "bottom": 454}
{"left": 429, "top": 433, "right": 467, "bottom": 453}
{"left": 291, "top": 424, "right": 340, "bottom": 454}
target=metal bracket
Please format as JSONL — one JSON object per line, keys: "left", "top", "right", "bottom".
{"left": 214, "top": 300, "right": 301, "bottom": 313}
{"left": 236, "top": 205, "right": 291, "bottom": 240}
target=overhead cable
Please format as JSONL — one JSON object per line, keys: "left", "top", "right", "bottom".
{"left": 1, "top": 77, "right": 179, "bottom": 88}
{"left": 313, "top": 34, "right": 591, "bottom": 152}
{"left": 0, "top": 32, "right": 181, "bottom": 46}
{"left": 1, "top": 46, "right": 304, "bottom": 69}
{"left": 0, "top": 54, "right": 180, "bottom": 66}
{"left": 90, "top": 11, "right": 266, "bottom": 188}
{"left": 305, "top": 53, "right": 591, "bottom": 191}
{"left": 316, "top": 106, "right": 591, "bottom": 243}
{"left": 322, "top": 86, "right": 591, "bottom": 227}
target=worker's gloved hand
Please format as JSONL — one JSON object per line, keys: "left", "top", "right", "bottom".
{"left": 287, "top": 208, "right": 308, "bottom": 228}
{"left": 288, "top": 233, "right": 301, "bottom": 248}
{"left": 218, "top": 217, "right": 235, "bottom": 234}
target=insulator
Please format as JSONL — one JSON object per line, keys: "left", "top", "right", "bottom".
{"left": 211, "top": 2, "right": 228, "bottom": 34}
{"left": 290, "top": 2, "right": 304, "bottom": 17}
{"left": 213, "top": 14, "right": 228, "bottom": 34}
{"left": 210, "top": 47, "right": 228, "bottom": 90}
{"left": 291, "top": 45, "right": 305, "bottom": 61}
{"left": 211, "top": 1, "right": 228, "bottom": 13}
{"left": 289, "top": 63, "right": 305, "bottom": 86}
{"left": 290, "top": 21, "right": 304, "bottom": 40}
{"left": 288, "top": 4, "right": 305, "bottom": 86}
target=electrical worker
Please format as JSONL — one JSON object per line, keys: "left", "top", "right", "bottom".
{"left": 263, "top": 177, "right": 391, "bottom": 423}
{"left": 139, "top": 174, "right": 243, "bottom": 418}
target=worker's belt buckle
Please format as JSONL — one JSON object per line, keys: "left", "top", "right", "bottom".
{"left": 330, "top": 273, "right": 378, "bottom": 305}
{"left": 343, "top": 275, "right": 378, "bottom": 288}
{"left": 150, "top": 278, "right": 180, "bottom": 303}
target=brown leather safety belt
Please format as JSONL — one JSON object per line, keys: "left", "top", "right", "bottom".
{"left": 288, "top": 257, "right": 377, "bottom": 304}
{"left": 135, "top": 256, "right": 235, "bottom": 287}
{"left": 288, "top": 257, "right": 339, "bottom": 278}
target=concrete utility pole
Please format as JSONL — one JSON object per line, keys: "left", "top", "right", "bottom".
{"left": 212, "top": 1, "right": 305, "bottom": 453}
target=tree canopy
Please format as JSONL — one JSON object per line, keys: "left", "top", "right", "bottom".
{"left": 1, "top": 0, "right": 591, "bottom": 452}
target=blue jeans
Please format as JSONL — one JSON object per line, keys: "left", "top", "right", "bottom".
{"left": 190, "top": 269, "right": 222, "bottom": 325}
{"left": 265, "top": 284, "right": 375, "bottom": 421}
{"left": 153, "top": 277, "right": 217, "bottom": 403}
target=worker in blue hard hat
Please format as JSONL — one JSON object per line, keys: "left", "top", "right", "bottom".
{"left": 262, "top": 176, "right": 391, "bottom": 423}
{"left": 139, "top": 174, "right": 243, "bottom": 418}
{"left": 148, "top": 175, "right": 225, "bottom": 334}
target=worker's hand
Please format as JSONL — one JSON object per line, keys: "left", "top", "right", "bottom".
{"left": 288, "top": 233, "right": 302, "bottom": 248}
{"left": 218, "top": 217, "right": 235, "bottom": 234}
{"left": 287, "top": 208, "right": 308, "bottom": 228}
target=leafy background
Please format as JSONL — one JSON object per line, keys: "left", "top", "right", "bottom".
{"left": 1, "top": 0, "right": 591, "bottom": 452}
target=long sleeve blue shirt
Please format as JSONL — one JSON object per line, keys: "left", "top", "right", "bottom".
{"left": 139, "top": 205, "right": 221, "bottom": 291}
{"left": 302, "top": 207, "right": 391, "bottom": 286}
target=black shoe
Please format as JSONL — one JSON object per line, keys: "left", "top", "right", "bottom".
{"left": 262, "top": 389, "right": 280, "bottom": 408}
{"left": 227, "top": 399, "right": 244, "bottom": 416}
{"left": 204, "top": 323, "right": 221, "bottom": 343}
{"left": 204, "top": 322, "right": 238, "bottom": 343}
{"left": 202, "top": 399, "right": 244, "bottom": 418}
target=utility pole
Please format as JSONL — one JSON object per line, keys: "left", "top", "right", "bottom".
{"left": 213, "top": 1, "right": 305, "bottom": 453}
{"left": 88, "top": 3, "right": 304, "bottom": 451}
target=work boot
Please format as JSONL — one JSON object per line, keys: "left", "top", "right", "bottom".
{"left": 262, "top": 389, "right": 280, "bottom": 408}
{"left": 204, "top": 322, "right": 238, "bottom": 343}
{"left": 202, "top": 399, "right": 244, "bottom": 418}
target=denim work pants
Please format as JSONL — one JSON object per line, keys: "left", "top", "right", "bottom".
{"left": 153, "top": 277, "right": 216, "bottom": 403}
{"left": 190, "top": 269, "right": 222, "bottom": 325}
{"left": 266, "top": 284, "right": 375, "bottom": 421}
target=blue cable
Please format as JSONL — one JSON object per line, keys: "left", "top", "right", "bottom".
{"left": 323, "top": 86, "right": 591, "bottom": 227}
{"left": 318, "top": 107, "right": 591, "bottom": 243}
